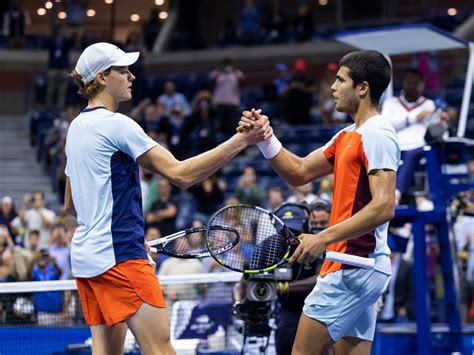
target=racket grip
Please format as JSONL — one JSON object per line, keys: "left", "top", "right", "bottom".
{"left": 324, "top": 251, "right": 375, "bottom": 269}
{"left": 150, "top": 247, "right": 157, "bottom": 253}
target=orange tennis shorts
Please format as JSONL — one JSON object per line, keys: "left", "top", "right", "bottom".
{"left": 76, "top": 259, "right": 166, "bottom": 326}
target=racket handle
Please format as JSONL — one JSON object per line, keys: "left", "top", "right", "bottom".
{"left": 147, "top": 253, "right": 156, "bottom": 268}
{"left": 150, "top": 247, "right": 157, "bottom": 253}
{"left": 323, "top": 251, "right": 375, "bottom": 269}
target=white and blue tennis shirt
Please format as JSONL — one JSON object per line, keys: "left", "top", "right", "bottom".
{"left": 65, "top": 107, "right": 158, "bottom": 278}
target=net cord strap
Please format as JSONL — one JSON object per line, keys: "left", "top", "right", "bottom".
{"left": 0, "top": 272, "right": 242, "bottom": 294}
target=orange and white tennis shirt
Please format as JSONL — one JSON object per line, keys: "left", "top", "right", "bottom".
{"left": 320, "top": 115, "right": 400, "bottom": 276}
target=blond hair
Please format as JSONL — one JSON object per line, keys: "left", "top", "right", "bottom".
{"left": 69, "top": 69, "right": 111, "bottom": 100}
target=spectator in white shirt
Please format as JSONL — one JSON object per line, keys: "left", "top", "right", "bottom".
{"left": 19, "top": 192, "right": 56, "bottom": 249}
{"left": 382, "top": 68, "right": 436, "bottom": 205}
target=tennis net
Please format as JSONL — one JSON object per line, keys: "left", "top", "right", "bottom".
{"left": 0, "top": 272, "right": 247, "bottom": 355}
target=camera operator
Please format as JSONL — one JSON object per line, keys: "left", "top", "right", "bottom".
{"left": 273, "top": 198, "right": 331, "bottom": 355}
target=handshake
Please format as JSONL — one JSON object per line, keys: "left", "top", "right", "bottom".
{"left": 237, "top": 108, "right": 282, "bottom": 160}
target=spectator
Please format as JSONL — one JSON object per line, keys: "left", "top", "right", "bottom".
{"left": 210, "top": 58, "right": 245, "bottom": 138}
{"left": 64, "top": 0, "right": 87, "bottom": 49}
{"left": 317, "top": 175, "right": 334, "bottom": 201}
{"left": 130, "top": 98, "right": 165, "bottom": 135}
{"left": 239, "top": 0, "right": 262, "bottom": 45}
{"left": 292, "top": 3, "right": 314, "bottom": 42}
{"left": 190, "top": 175, "right": 226, "bottom": 222}
{"left": 287, "top": 182, "right": 318, "bottom": 205}
{"left": 217, "top": 18, "right": 238, "bottom": 47}
{"left": 272, "top": 63, "right": 290, "bottom": 121}
{"left": 157, "top": 81, "right": 191, "bottom": 117}
{"left": 0, "top": 196, "right": 17, "bottom": 239}
{"left": 186, "top": 94, "right": 218, "bottom": 154}
{"left": 0, "top": 225, "right": 16, "bottom": 282}
{"left": 45, "top": 24, "right": 72, "bottom": 111}
{"left": 273, "top": 63, "right": 290, "bottom": 97}
{"left": 158, "top": 104, "right": 188, "bottom": 160}
{"left": 264, "top": 4, "right": 287, "bottom": 44}
{"left": 3, "top": 0, "right": 30, "bottom": 49}
{"left": 265, "top": 186, "right": 285, "bottom": 211}
{"left": 48, "top": 225, "right": 72, "bottom": 280}
{"left": 15, "top": 230, "right": 41, "bottom": 280}
{"left": 141, "top": 169, "right": 161, "bottom": 215}
{"left": 146, "top": 179, "right": 177, "bottom": 237}
{"left": 235, "top": 166, "right": 266, "bottom": 207}
{"left": 382, "top": 68, "right": 436, "bottom": 206}
{"left": 282, "top": 58, "right": 316, "bottom": 125}
{"left": 19, "top": 192, "right": 56, "bottom": 249}
{"left": 31, "top": 249, "right": 66, "bottom": 326}
{"left": 142, "top": 8, "right": 162, "bottom": 52}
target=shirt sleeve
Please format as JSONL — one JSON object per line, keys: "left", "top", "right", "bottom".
{"left": 361, "top": 124, "right": 400, "bottom": 173}
{"left": 110, "top": 114, "right": 158, "bottom": 161}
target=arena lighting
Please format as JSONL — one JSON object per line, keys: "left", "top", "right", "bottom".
{"left": 159, "top": 11, "right": 168, "bottom": 19}
{"left": 37, "top": 8, "right": 47, "bottom": 16}
{"left": 130, "top": 14, "right": 140, "bottom": 22}
{"left": 58, "top": 11, "right": 67, "bottom": 19}
{"left": 447, "top": 8, "right": 457, "bottom": 16}
{"left": 86, "top": 9, "right": 96, "bottom": 17}
{"left": 45, "top": 1, "right": 53, "bottom": 9}
{"left": 105, "top": 0, "right": 113, "bottom": 4}
{"left": 155, "top": 0, "right": 165, "bottom": 5}
{"left": 319, "top": 0, "right": 328, "bottom": 5}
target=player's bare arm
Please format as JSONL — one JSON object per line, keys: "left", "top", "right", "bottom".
{"left": 138, "top": 116, "right": 272, "bottom": 189}
{"left": 289, "top": 168, "right": 396, "bottom": 265}
{"left": 238, "top": 109, "right": 333, "bottom": 185}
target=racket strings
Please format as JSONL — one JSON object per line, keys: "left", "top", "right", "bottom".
{"left": 208, "top": 206, "right": 290, "bottom": 272}
{"left": 163, "top": 229, "right": 208, "bottom": 257}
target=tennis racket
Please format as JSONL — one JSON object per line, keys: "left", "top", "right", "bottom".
{"left": 149, "top": 225, "right": 239, "bottom": 258}
{"left": 206, "top": 204, "right": 375, "bottom": 273}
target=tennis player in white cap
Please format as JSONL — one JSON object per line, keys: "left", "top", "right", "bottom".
{"left": 65, "top": 42, "right": 272, "bottom": 354}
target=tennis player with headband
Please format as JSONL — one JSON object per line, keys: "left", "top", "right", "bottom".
{"left": 64, "top": 42, "right": 272, "bottom": 355}
{"left": 240, "top": 50, "right": 400, "bottom": 354}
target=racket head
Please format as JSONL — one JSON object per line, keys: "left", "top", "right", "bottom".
{"left": 150, "top": 226, "right": 239, "bottom": 258}
{"left": 206, "top": 204, "right": 294, "bottom": 274}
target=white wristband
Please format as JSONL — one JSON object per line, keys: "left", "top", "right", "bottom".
{"left": 257, "top": 135, "right": 282, "bottom": 159}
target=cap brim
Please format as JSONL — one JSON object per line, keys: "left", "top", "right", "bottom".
{"left": 112, "top": 52, "right": 140, "bottom": 67}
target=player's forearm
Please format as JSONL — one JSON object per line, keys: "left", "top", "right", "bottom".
{"left": 268, "top": 149, "right": 309, "bottom": 186}
{"left": 268, "top": 148, "right": 330, "bottom": 186}
{"left": 320, "top": 199, "right": 395, "bottom": 247}
{"left": 170, "top": 134, "right": 248, "bottom": 189}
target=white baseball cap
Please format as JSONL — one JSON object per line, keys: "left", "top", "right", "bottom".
{"left": 75, "top": 42, "right": 140, "bottom": 84}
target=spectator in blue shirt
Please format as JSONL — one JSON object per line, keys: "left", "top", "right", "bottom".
{"left": 157, "top": 81, "right": 191, "bottom": 117}
{"left": 31, "top": 249, "right": 65, "bottom": 325}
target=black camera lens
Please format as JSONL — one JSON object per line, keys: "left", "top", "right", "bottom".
{"left": 254, "top": 282, "right": 270, "bottom": 300}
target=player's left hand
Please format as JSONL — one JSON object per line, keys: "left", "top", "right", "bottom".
{"left": 288, "top": 233, "right": 327, "bottom": 266}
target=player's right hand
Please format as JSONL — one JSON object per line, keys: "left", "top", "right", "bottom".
{"left": 237, "top": 108, "right": 261, "bottom": 133}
